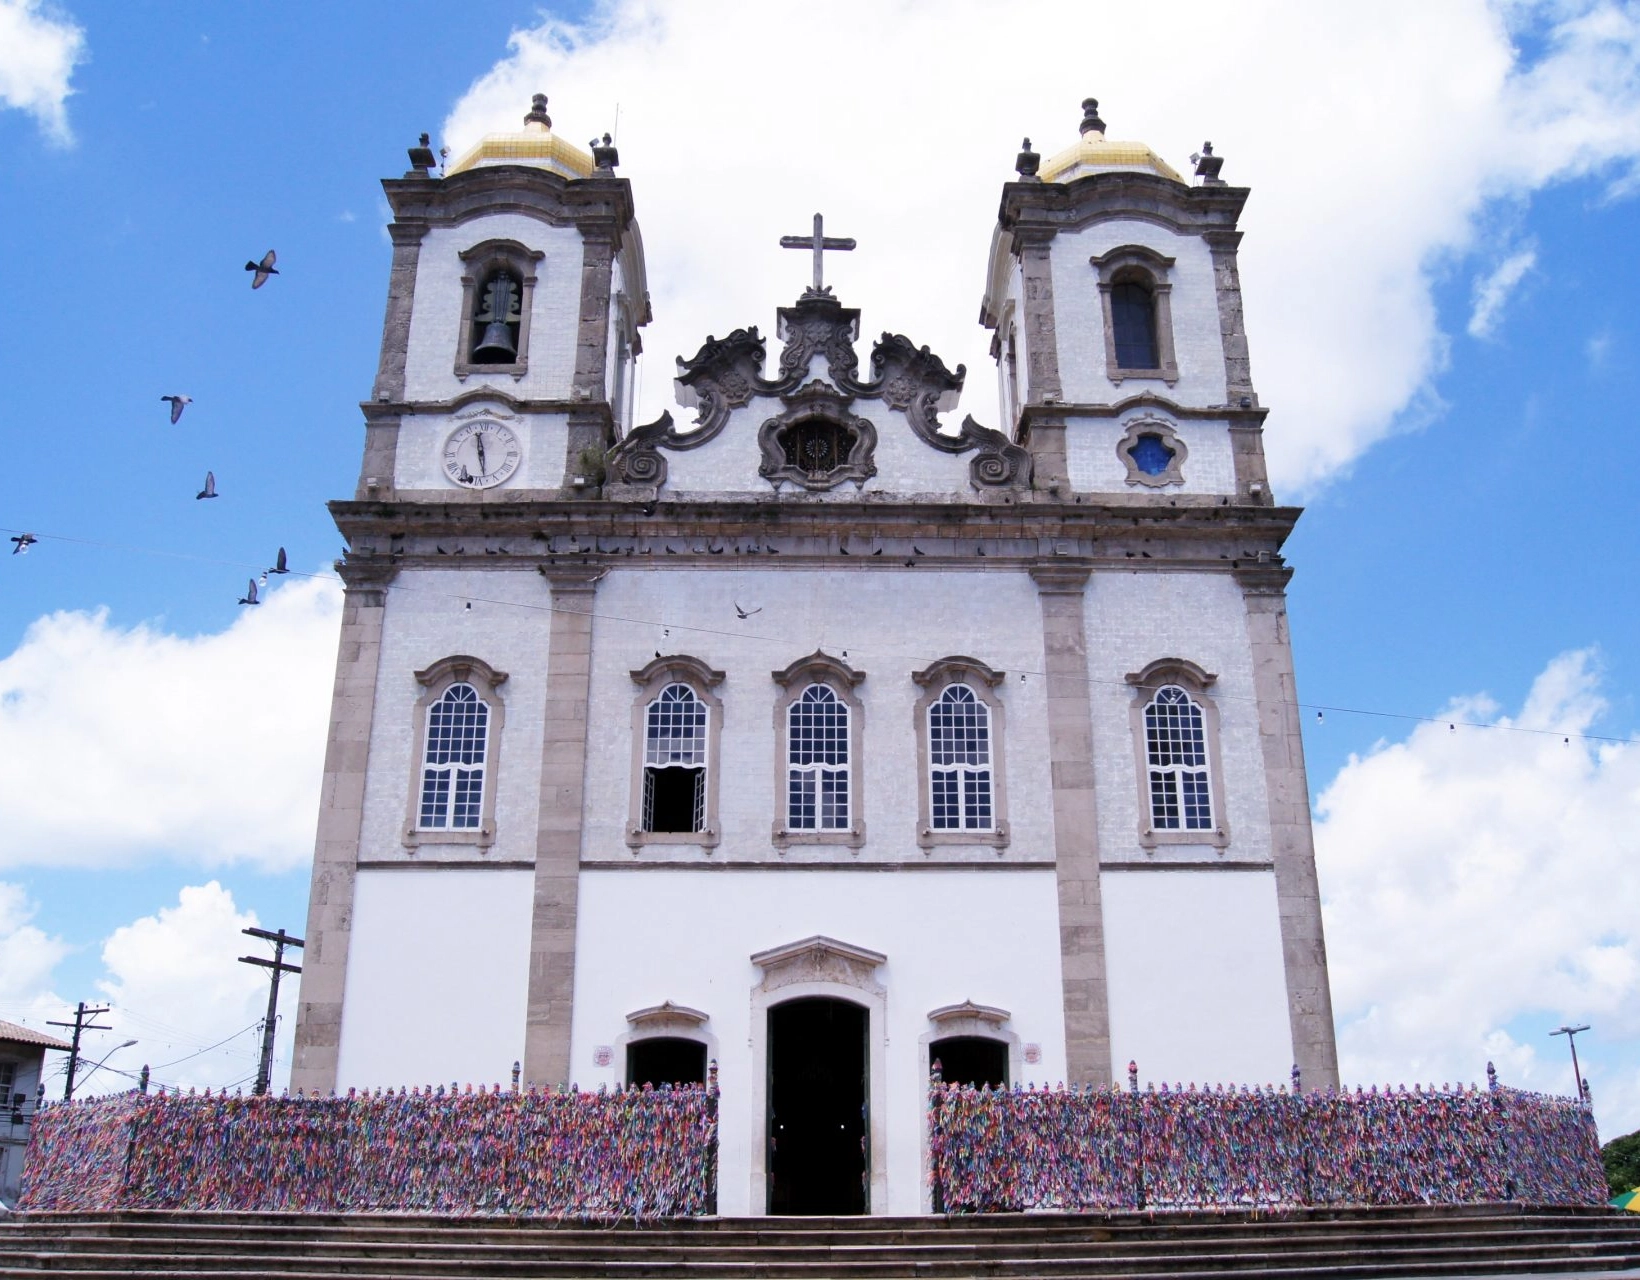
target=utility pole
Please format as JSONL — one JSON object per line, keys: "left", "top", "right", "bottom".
{"left": 239, "top": 927, "right": 303, "bottom": 1096}
{"left": 47, "top": 1002, "right": 112, "bottom": 1101}
{"left": 1551, "top": 1023, "right": 1590, "bottom": 1102}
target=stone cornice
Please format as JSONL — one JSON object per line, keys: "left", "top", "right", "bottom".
{"left": 998, "top": 173, "right": 1249, "bottom": 240}
{"left": 1018, "top": 397, "right": 1269, "bottom": 427}
{"left": 382, "top": 167, "right": 637, "bottom": 235}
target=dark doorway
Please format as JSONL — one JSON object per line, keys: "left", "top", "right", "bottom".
{"left": 931, "top": 1036, "right": 1008, "bottom": 1089}
{"left": 626, "top": 1037, "right": 707, "bottom": 1088}
{"left": 768, "top": 997, "right": 868, "bottom": 1215}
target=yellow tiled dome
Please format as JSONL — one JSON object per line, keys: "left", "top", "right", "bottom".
{"left": 1038, "top": 98, "right": 1183, "bottom": 185}
{"left": 444, "top": 94, "right": 595, "bottom": 180}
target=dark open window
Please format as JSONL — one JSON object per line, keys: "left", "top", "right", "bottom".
{"left": 782, "top": 419, "right": 857, "bottom": 479}
{"left": 627, "top": 1037, "right": 707, "bottom": 1088}
{"left": 470, "top": 269, "right": 523, "bottom": 364}
{"left": 1111, "top": 280, "right": 1159, "bottom": 369}
{"left": 644, "top": 766, "right": 703, "bottom": 832}
{"left": 642, "top": 683, "right": 706, "bottom": 833}
{"left": 931, "top": 1036, "right": 1008, "bottom": 1089}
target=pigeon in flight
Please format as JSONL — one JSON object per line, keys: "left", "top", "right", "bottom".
{"left": 10, "top": 532, "right": 37, "bottom": 555}
{"left": 196, "top": 471, "right": 218, "bottom": 500}
{"left": 161, "top": 395, "right": 192, "bottom": 424}
{"left": 734, "top": 602, "right": 762, "bottom": 619}
{"left": 246, "top": 250, "right": 278, "bottom": 289}
{"left": 269, "top": 546, "right": 289, "bottom": 574}
{"left": 238, "top": 578, "right": 260, "bottom": 606}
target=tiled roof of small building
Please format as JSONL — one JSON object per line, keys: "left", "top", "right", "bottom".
{"left": 0, "top": 1018, "right": 72, "bottom": 1051}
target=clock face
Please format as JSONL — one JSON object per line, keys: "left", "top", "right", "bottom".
{"left": 442, "top": 420, "right": 521, "bottom": 489}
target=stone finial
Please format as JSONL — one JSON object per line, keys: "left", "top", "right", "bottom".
{"left": 591, "top": 132, "right": 619, "bottom": 171}
{"left": 1079, "top": 97, "right": 1106, "bottom": 137}
{"left": 1191, "top": 141, "right": 1225, "bottom": 185}
{"left": 524, "top": 93, "right": 551, "bottom": 128}
{"left": 407, "top": 132, "right": 437, "bottom": 175}
{"left": 1015, "top": 137, "right": 1040, "bottom": 180}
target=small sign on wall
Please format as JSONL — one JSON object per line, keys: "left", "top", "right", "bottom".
{"left": 593, "top": 1045, "right": 613, "bottom": 1068}
{"left": 1023, "top": 1043, "right": 1042, "bottom": 1065}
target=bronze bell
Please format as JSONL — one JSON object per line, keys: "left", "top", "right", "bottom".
{"left": 473, "top": 320, "right": 518, "bottom": 363}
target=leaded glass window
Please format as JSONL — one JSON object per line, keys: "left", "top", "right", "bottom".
{"left": 1129, "top": 432, "right": 1175, "bottom": 477}
{"left": 1111, "top": 280, "right": 1159, "bottom": 369}
{"left": 930, "top": 684, "right": 993, "bottom": 830}
{"left": 419, "top": 683, "right": 488, "bottom": 829}
{"left": 781, "top": 419, "right": 857, "bottom": 479}
{"left": 1144, "top": 685, "right": 1212, "bottom": 831}
{"left": 787, "top": 684, "right": 850, "bottom": 830}
{"left": 642, "top": 683, "right": 707, "bottom": 833}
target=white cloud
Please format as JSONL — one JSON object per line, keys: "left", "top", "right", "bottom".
{"left": 0, "top": 574, "right": 342, "bottom": 872}
{"left": 1315, "top": 649, "right": 1640, "bottom": 1137}
{"left": 0, "top": 0, "right": 85, "bottom": 145}
{"left": 443, "top": 0, "right": 1640, "bottom": 495}
{"left": 90, "top": 881, "right": 289, "bottom": 1094}
{"left": 1468, "top": 245, "right": 1538, "bottom": 337}
{"left": 0, "top": 881, "right": 67, "bottom": 1017}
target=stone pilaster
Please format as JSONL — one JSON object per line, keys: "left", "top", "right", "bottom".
{"left": 522, "top": 569, "right": 602, "bottom": 1085}
{"left": 290, "top": 564, "right": 393, "bottom": 1094}
{"left": 1238, "top": 568, "right": 1340, "bottom": 1089}
{"left": 566, "top": 225, "right": 617, "bottom": 487}
{"left": 1030, "top": 565, "right": 1111, "bottom": 1085}
{"left": 1017, "top": 231, "right": 1063, "bottom": 404}
{"left": 1205, "top": 229, "right": 1255, "bottom": 407}
{"left": 370, "top": 222, "right": 425, "bottom": 403}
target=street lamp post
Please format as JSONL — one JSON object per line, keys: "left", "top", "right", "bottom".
{"left": 1550, "top": 1024, "right": 1590, "bottom": 1102}
{"left": 70, "top": 1039, "right": 137, "bottom": 1098}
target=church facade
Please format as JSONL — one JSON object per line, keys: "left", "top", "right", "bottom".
{"left": 292, "top": 95, "right": 1338, "bottom": 1216}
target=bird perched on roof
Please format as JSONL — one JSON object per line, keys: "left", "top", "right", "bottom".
{"left": 238, "top": 579, "right": 260, "bottom": 606}
{"left": 10, "top": 533, "right": 37, "bottom": 555}
{"left": 161, "top": 395, "right": 192, "bottom": 424}
{"left": 269, "top": 546, "right": 289, "bottom": 575}
{"left": 196, "top": 471, "right": 218, "bottom": 500}
{"left": 245, "top": 250, "right": 278, "bottom": 289}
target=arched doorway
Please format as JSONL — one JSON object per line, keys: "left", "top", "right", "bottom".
{"left": 930, "top": 1035, "right": 1008, "bottom": 1089}
{"left": 626, "top": 1036, "right": 707, "bottom": 1088}
{"left": 767, "top": 996, "right": 868, "bottom": 1215}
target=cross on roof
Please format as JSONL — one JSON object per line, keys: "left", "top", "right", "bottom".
{"left": 779, "top": 213, "right": 856, "bottom": 296}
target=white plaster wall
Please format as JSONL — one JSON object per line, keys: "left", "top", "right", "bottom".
{"left": 1064, "top": 410, "right": 1237, "bottom": 496}
{"left": 402, "top": 215, "right": 585, "bottom": 405}
{"left": 337, "top": 868, "right": 533, "bottom": 1088}
{"left": 393, "top": 400, "right": 568, "bottom": 494}
{"left": 659, "top": 373, "right": 981, "bottom": 498}
{"left": 1084, "top": 572, "right": 1272, "bottom": 863}
{"left": 1051, "top": 220, "right": 1227, "bottom": 408}
{"left": 580, "top": 566, "right": 1055, "bottom": 864}
{"left": 1101, "top": 869, "right": 1294, "bottom": 1085}
{"left": 356, "top": 567, "right": 552, "bottom": 864}
{"left": 570, "top": 867, "right": 1067, "bottom": 1215}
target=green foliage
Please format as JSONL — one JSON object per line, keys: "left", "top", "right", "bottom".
{"left": 576, "top": 445, "right": 607, "bottom": 488}
{"left": 1602, "top": 1128, "right": 1640, "bottom": 1196}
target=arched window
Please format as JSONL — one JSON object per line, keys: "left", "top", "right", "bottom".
{"left": 1144, "top": 686, "right": 1212, "bottom": 831}
{"left": 788, "top": 685, "right": 850, "bottom": 830}
{"left": 1111, "top": 280, "right": 1159, "bottom": 370}
{"left": 929, "top": 685, "right": 992, "bottom": 830}
{"left": 628, "top": 656, "right": 724, "bottom": 849}
{"left": 1127, "top": 658, "right": 1228, "bottom": 849}
{"left": 454, "top": 239, "right": 543, "bottom": 379}
{"left": 1091, "top": 246, "right": 1179, "bottom": 384}
{"left": 643, "top": 683, "right": 707, "bottom": 833}
{"left": 405, "top": 656, "right": 507, "bottom": 848}
{"left": 771, "top": 652, "right": 866, "bottom": 847}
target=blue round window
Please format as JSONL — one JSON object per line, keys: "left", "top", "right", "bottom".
{"left": 1129, "top": 433, "right": 1175, "bottom": 477}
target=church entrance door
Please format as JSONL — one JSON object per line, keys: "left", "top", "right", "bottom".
{"left": 767, "top": 996, "right": 868, "bottom": 1215}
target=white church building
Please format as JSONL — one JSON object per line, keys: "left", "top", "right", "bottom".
{"left": 293, "top": 94, "right": 1338, "bottom": 1216}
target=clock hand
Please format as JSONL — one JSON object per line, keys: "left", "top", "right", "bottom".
{"left": 475, "top": 433, "right": 487, "bottom": 474}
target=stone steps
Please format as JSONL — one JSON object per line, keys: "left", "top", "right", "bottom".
{"left": 3, "top": 1206, "right": 1638, "bottom": 1279}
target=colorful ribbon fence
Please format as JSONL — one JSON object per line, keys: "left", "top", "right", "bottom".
{"left": 929, "top": 1079, "right": 1607, "bottom": 1212}
{"left": 20, "top": 1082, "right": 718, "bottom": 1219}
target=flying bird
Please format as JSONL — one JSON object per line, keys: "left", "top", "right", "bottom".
{"left": 238, "top": 579, "right": 260, "bottom": 606}
{"left": 196, "top": 471, "right": 218, "bottom": 500}
{"left": 734, "top": 602, "right": 762, "bottom": 620}
{"left": 269, "top": 546, "right": 289, "bottom": 574}
{"left": 246, "top": 250, "right": 278, "bottom": 289}
{"left": 161, "top": 395, "right": 192, "bottom": 423}
{"left": 10, "top": 532, "right": 37, "bottom": 555}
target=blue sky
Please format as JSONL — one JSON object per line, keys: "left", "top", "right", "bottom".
{"left": 3, "top": 0, "right": 1640, "bottom": 1133}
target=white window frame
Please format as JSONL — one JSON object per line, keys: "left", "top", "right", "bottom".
{"left": 403, "top": 656, "right": 507, "bottom": 848}
{"left": 772, "top": 651, "right": 866, "bottom": 849}
{"left": 1125, "top": 658, "right": 1229, "bottom": 850}
{"left": 912, "top": 656, "right": 1009, "bottom": 850}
